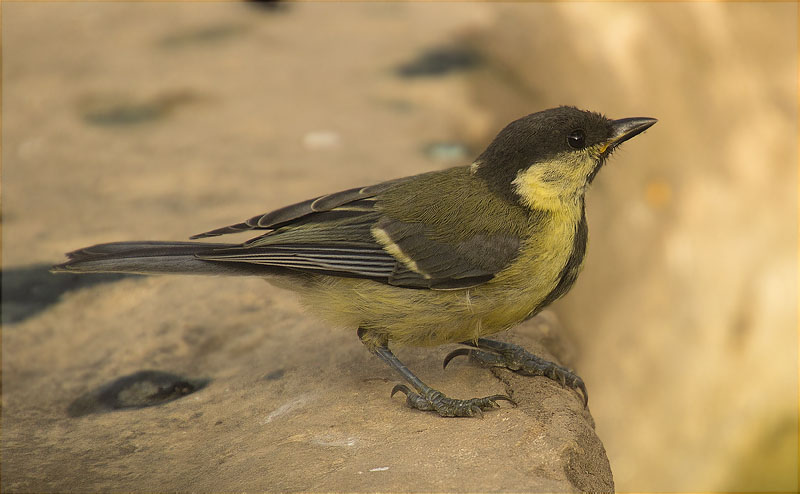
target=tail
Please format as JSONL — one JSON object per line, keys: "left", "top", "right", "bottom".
{"left": 52, "top": 241, "right": 268, "bottom": 277}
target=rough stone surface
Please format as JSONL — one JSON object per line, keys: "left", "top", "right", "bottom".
{"left": 3, "top": 290, "right": 611, "bottom": 492}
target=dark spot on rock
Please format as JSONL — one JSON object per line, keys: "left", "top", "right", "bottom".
{"left": 245, "top": 0, "right": 290, "bottom": 13}
{"left": 145, "top": 381, "right": 196, "bottom": 401}
{"left": 79, "top": 91, "right": 199, "bottom": 126}
{"left": 264, "top": 369, "right": 285, "bottom": 381}
{"left": 158, "top": 23, "right": 249, "bottom": 48}
{"left": 2, "top": 264, "right": 140, "bottom": 324}
{"left": 396, "top": 46, "right": 482, "bottom": 78}
{"left": 67, "top": 370, "right": 210, "bottom": 417}
{"left": 83, "top": 103, "right": 162, "bottom": 125}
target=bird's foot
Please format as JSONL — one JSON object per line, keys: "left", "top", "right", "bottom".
{"left": 390, "top": 384, "right": 514, "bottom": 418}
{"left": 443, "top": 340, "right": 588, "bottom": 407}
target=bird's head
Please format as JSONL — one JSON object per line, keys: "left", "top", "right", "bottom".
{"left": 473, "top": 106, "right": 656, "bottom": 210}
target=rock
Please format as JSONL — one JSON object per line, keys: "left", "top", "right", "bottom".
{"left": 3, "top": 275, "right": 612, "bottom": 491}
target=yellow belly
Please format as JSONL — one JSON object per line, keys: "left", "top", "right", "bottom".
{"left": 290, "top": 207, "right": 581, "bottom": 348}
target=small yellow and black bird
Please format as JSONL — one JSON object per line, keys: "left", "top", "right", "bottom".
{"left": 53, "top": 106, "right": 656, "bottom": 417}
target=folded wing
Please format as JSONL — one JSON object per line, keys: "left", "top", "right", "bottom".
{"left": 193, "top": 175, "right": 522, "bottom": 289}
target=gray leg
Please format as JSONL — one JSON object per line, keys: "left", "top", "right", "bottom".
{"left": 443, "top": 338, "right": 588, "bottom": 407}
{"left": 358, "top": 329, "right": 514, "bottom": 417}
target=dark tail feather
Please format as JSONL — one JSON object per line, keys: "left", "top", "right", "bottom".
{"left": 52, "top": 241, "right": 267, "bottom": 276}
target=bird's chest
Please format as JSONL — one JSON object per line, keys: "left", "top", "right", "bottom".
{"left": 472, "top": 206, "right": 584, "bottom": 328}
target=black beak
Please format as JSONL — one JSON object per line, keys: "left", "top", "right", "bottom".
{"left": 588, "top": 116, "right": 657, "bottom": 184}
{"left": 607, "top": 117, "right": 658, "bottom": 149}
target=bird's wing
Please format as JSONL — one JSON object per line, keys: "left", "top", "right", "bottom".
{"left": 190, "top": 177, "right": 412, "bottom": 239}
{"left": 196, "top": 208, "right": 398, "bottom": 280}
{"left": 193, "top": 174, "right": 522, "bottom": 289}
{"left": 372, "top": 216, "right": 521, "bottom": 289}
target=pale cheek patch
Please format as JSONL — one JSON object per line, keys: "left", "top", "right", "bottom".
{"left": 512, "top": 153, "right": 596, "bottom": 209}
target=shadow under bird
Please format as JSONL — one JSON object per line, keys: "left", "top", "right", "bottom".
{"left": 53, "top": 106, "right": 656, "bottom": 417}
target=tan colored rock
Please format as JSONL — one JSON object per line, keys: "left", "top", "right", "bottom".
{"left": 4, "top": 284, "right": 611, "bottom": 491}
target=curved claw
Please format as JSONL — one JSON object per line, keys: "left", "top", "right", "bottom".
{"left": 442, "top": 348, "right": 473, "bottom": 369}
{"left": 559, "top": 372, "right": 588, "bottom": 408}
{"left": 391, "top": 384, "right": 411, "bottom": 398}
{"left": 577, "top": 381, "right": 589, "bottom": 408}
{"left": 487, "top": 394, "right": 516, "bottom": 407}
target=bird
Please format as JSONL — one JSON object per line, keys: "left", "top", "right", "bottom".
{"left": 53, "top": 106, "right": 656, "bottom": 417}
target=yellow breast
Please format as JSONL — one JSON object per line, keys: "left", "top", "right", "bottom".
{"left": 292, "top": 203, "right": 583, "bottom": 348}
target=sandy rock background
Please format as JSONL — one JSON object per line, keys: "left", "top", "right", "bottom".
{"left": 2, "top": 2, "right": 797, "bottom": 492}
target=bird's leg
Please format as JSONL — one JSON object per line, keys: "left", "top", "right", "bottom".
{"left": 358, "top": 328, "right": 514, "bottom": 417}
{"left": 443, "top": 338, "right": 588, "bottom": 407}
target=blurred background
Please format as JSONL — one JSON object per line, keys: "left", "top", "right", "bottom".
{"left": 3, "top": 2, "right": 797, "bottom": 491}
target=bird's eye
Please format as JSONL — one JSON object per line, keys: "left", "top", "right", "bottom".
{"left": 567, "top": 129, "right": 586, "bottom": 149}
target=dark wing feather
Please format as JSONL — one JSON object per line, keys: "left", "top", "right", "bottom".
{"left": 199, "top": 244, "right": 397, "bottom": 278}
{"left": 190, "top": 177, "right": 411, "bottom": 239}
{"left": 196, "top": 207, "right": 399, "bottom": 279}
{"left": 374, "top": 217, "right": 520, "bottom": 289}
{"left": 190, "top": 172, "right": 522, "bottom": 289}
